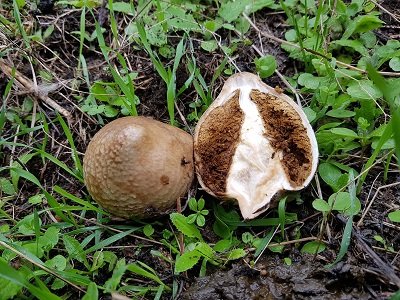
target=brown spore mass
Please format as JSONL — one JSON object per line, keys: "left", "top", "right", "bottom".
{"left": 196, "top": 90, "right": 243, "bottom": 195}
{"left": 250, "top": 90, "right": 312, "bottom": 186}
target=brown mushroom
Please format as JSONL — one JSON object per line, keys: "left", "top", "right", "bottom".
{"left": 83, "top": 116, "right": 194, "bottom": 219}
{"left": 194, "top": 72, "right": 319, "bottom": 219}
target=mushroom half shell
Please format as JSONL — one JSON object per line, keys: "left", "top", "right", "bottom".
{"left": 194, "top": 72, "right": 319, "bottom": 219}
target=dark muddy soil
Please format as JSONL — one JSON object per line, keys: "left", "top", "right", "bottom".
{"left": 182, "top": 256, "right": 372, "bottom": 300}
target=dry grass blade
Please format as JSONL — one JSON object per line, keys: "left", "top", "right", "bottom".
{"left": 0, "top": 59, "right": 73, "bottom": 121}
{"left": 357, "top": 181, "right": 400, "bottom": 227}
{"left": 371, "top": 0, "right": 400, "bottom": 23}
{"left": 248, "top": 236, "right": 319, "bottom": 252}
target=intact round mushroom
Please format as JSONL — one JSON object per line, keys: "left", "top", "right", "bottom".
{"left": 194, "top": 72, "right": 318, "bottom": 220}
{"left": 83, "top": 116, "right": 194, "bottom": 219}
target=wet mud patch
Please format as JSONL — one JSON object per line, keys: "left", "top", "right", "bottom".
{"left": 182, "top": 255, "right": 371, "bottom": 300}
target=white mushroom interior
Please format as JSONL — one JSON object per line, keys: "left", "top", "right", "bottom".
{"left": 226, "top": 86, "right": 291, "bottom": 219}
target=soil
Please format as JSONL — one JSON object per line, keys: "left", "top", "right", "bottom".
{"left": 182, "top": 256, "right": 371, "bottom": 300}
{"left": 1, "top": 0, "right": 400, "bottom": 299}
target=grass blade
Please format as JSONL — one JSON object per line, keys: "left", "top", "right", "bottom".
{"left": 82, "top": 282, "right": 98, "bottom": 300}
{"left": 127, "top": 263, "right": 170, "bottom": 290}
{"left": 53, "top": 185, "right": 103, "bottom": 213}
{"left": 366, "top": 64, "right": 400, "bottom": 166}
{"left": 326, "top": 216, "right": 353, "bottom": 268}
{"left": 278, "top": 196, "right": 287, "bottom": 239}
{"left": 2, "top": 166, "right": 73, "bottom": 222}
{"left": 357, "top": 119, "right": 393, "bottom": 193}
{"left": 57, "top": 114, "right": 83, "bottom": 177}
{"left": 84, "top": 229, "right": 137, "bottom": 254}
{"left": 254, "top": 226, "right": 278, "bottom": 259}
{"left": 12, "top": 0, "right": 29, "bottom": 49}
{"left": 93, "top": 18, "right": 138, "bottom": 116}
{"left": 0, "top": 259, "right": 61, "bottom": 300}
{"left": 136, "top": 22, "right": 168, "bottom": 81}
{"left": 326, "top": 171, "right": 357, "bottom": 268}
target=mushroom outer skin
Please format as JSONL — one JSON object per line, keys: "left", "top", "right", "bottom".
{"left": 194, "top": 72, "right": 319, "bottom": 220}
{"left": 83, "top": 116, "right": 194, "bottom": 219}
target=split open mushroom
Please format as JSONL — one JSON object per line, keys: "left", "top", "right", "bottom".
{"left": 83, "top": 116, "right": 194, "bottom": 219}
{"left": 194, "top": 72, "right": 318, "bottom": 220}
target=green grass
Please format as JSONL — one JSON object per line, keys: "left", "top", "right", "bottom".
{"left": 0, "top": 0, "right": 399, "bottom": 298}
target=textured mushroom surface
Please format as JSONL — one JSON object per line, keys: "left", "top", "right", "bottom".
{"left": 194, "top": 72, "right": 318, "bottom": 219}
{"left": 83, "top": 116, "right": 194, "bottom": 219}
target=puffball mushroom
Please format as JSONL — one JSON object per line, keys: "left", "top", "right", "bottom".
{"left": 83, "top": 116, "right": 194, "bottom": 219}
{"left": 194, "top": 72, "right": 318, "bottom": 220}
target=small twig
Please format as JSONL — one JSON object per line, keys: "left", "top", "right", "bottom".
{"left": 248, "top": 236, "right": 320, "bottom": 256}
{"left": 337, "top": 215, "right": 400, "bottom": 289}
{"left": 29, "top": 101, "right": 37, "bottom": 144}
{"left": 266, "top": 236, "right": 318, "bottom": 248}
{"left": 0, "top": 59, "right": 73, "bottom": 121}
{"left": 372, "top": 246, "right": 397, "bottom": 254}
{"left": 298, "top": 212, "right": 321, "bottom": 224}
{"left": 370, "top": 0, "right": 400, "bottom": 23}
{"left": 274, "top": 70, "right": 303, "bottom": 107}
{"left": 338, "top": 153, "right": 390, "bottom": 194}
{"left": 392, "top": 249, "right": 400, "bottom": 266}
{"left": 111, "top": 292, "right": 132, "bottom": 300}
{"left": 314, "top": 174, "right": 323, "bottom": 200}
{"left": 357, "top": 181, "right": 400, "bottom": 227}
{"left": 243, "top": 13, "right": 400, "bottom": 77}
{"left": 102, "top": 245, "right": 151, "bottom": 249}
{"left": 238, "top": 16, "right": 304, "bottom": 105}
{"left": 314, "top": 171, "right": 333, "bottom": 241}
{"left": 211, "top": 31, "right": 241, "bottom": 72}
{"left": 382, "top": 221, "right": 400, "bottom": 232}
{"left": 364, "top": 172, "right": 383, "bottom": 210}
{"left": 45, "top": 209, "right": 59, "bottom": 224}
{"left": 41, "top": 129, "right": 85, "bottom": 156}
{"left": 174, "top": 101, "right": 193, "bottom": 135}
